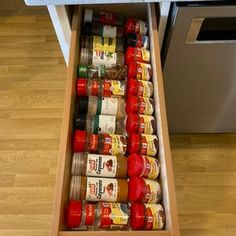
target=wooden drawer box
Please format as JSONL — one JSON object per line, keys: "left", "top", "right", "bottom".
{"left": 51, "top": 3, "right": 179, "bottom": 236}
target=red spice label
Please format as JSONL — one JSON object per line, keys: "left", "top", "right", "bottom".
{"left": 85, "top": 203, "right": 95, "bottom": 225}
{"left": 138, "top": 98, "right": 153, "bottom": 115}
{"left": 143, "top": 179, "right": 161, "bottom": 203}
{"left": 138, "top": 115, "right": 154, "bottom": 134}
{"left": 89, "top": 134, "right": 98, "bottom": 152}
{"left": 91, "top": 80, "right": 99, "bottom": 96}
{"left": 99, "top": 12, "right": 117, "bottom": 26}
{"left": 140, "top": 134, "right": 158, "bottom": 156}
{"left": 100, "top": 202, "right": 112, "bottom": 228}
{"left": 141, "top": 156, "right": 160, "bottom": 179}
{"left": 136, "top": 62, "right": 152, "bottom": 81}
{"left": 103, "top": 80, "right": 125, "bottom": 97}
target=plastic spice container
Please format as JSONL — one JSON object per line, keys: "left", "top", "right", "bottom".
{"left": 81, "top": 35, "right": 124, "bottom": 53}
{"left": 80, "top": 48, "right": 124, "bottom": 67}
{"left": 75, "top": 96, "right": 126, "bottom": 118}
{"left": 128, "top": 61, "right": 152, "bottom": 81}
{"left": 73, "top": 130, "right": 127, "bottom": 155}
{"left": 124, "top": 18, "right": 148, "bottom": 35}
{"left": 66, "top": 200, "right": 96, "bottom": 230}
{"left": 95, "top": 202, "right": 129, "bottom": 230}
{"left": 126, "top": 47, "right": 150, "bottom": 65}
{"left": 84, "top": 9, "right": 123, "bottom": 26}
{"left": 126, "top": 114, "right": 156, "bottom": 134}
{"left": 70, "top": 175, "right": 128, "bottom": 202}
{"left": 126, "top": 96, "right": 154, "bottom": 115}
{"left": 127, "top": 79, "right": 153, "bottom": 98}
{"left": 130, "top": 203, "right": 165, "bottom": 230}
{"left": 71, "top": 153, "right": 127, "bottom": 178}
{"left": 128, "top": 177, "right": 162, "bottom": 203}
{"left": 128, "top": 133, "right": 159, "bottom": 157}
{"left": 126, "top": 34, "right": 149, "bottom": 49}
{"left": 77, "top": 79, "right": 126, "bottom": 97}
{"left": 78, "top": 64, "right": 127, "bottom": 80}
{"left": 83, "top": 22, "right": 124, "bottom": 38}
{"left": 127, "top": 153, "right": 160, "bottom": 179}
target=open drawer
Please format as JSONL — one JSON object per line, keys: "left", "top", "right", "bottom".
{"left": 51, "top": 3, "right": 179, "bottom": 236}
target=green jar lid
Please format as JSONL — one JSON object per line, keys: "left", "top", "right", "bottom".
{"left": 77, "top": 65, "right": 88, "bottom": 78}
{"left": 93, "top": 115, "right": 99, "bottom": 134}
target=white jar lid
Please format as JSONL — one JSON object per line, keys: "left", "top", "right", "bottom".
{"left": 84, "top": 9, "right": 93, "bottom": 23}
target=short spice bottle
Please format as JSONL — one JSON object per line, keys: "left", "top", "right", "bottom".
{"left": 71, "top": 152, "right": 127, "bottom": 178}
{"left": 127, "top": 79, "right": 154, "bottom": 98}
{"left": 80, "top": 48, "right": 125, "bottom": 67}
{"left": 77, "top": 79, "right": 126, "bottom": 97}
{"left": 126, "top": 34, "right": 149, "bottom": 49}
{"left": 83, "top": 22, "right": 124, "bottom": 38}
{"left": 84, "top": 9, "right": 123, "bottom": 26}
{"left": 126, "top": 96, "right": 154, "bottom": 115}
{"left": 73, "top": 130, "right": 127, "bottom": 156}
{"left": 81, "top": 35, "right": 124, "bottom": 53}
{"left": 124, "top": 18, "right": 148, "bottom": 35}
{"left": 126, "top": 47, "right": 150, "bottom": 65}
{"left": 128, "top": 61, "right": 152, "bottom": 80}
{"left": 78, "top": 64, "right": 127, "bottom": 80}
{"left": 126, "top": 114, "right": 157, "bottom": 134}
{"left": 130, "top": 203, "right": 165, "bottom": 230}
{"left": 128, "top": 177, "right": 162, "bottom": 203}
{"left": 127, "top": 153, "right": 160, "bottom": 179}
{"left": 128, "top": 133, "right": 159, "bottom": 157}
{"left": 70, "top": 175, "right": 128, "bottom": 202}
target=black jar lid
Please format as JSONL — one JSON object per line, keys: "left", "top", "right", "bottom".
{"left": 74, "top": 114, "right": 87, "bottom": 130}
{"left": 76, "top": 96, "right": 89, "bottom": 114}
{"left": 83, "top": 22, "right": 93, "bottom": 35}
{"left": 126, "top": 34, "right": 137, "bottom": 47}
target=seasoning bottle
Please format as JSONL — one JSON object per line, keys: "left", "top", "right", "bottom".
{"left": 126, "top": 34, "right": 149, "bottom": 49}
{"left": 70, "top": 175, "right": 128, "bottom": 202}
{"left": 81, "top": 35, "right": 124, "bottom": 53}
{"left": 128, "top": 133, "right": 159, "bottom": 157}
{"left": 66, "top": 200, "right": 96, "bottom": 230}
{"left": 126, "top": 96, "right": 154, "bottom": 115}
{"left": 126, "top": 47, "right": 150, "bottom": 65}
{"left": 128, "top": 177, "right": 162, "bottom": 203}
{"left": 83, "top": 22, "right": 124, "bottom": 38}
{"left": 124, "top": 18, "right": 148, "bottom": 35}
{"left": 130, "top": 203, "right": 165, "bottom": 230}
{"left": 80, "top": 48, "right": 125, "bottom": 67}
{"left": 126, "top": 114, "right": 157, "bottom": 134}
{"left": 73, "top": 130, "right": 127, "bottom": 156}
{"left": 128, "top": 61, "right": 152, "bottom": 81}
{"left": 78, "top": 64, "right": 127, "bottom": 80}
{"left": 75, "top": 96, "right": 126, "bottom": 118}
{"left": 77, "top": 79, "right": 126, "bottom": 97}
{"left": 84, "top": 9, "right": 123, "bottom": 26}
{"left": 127, "top": 153, "right": 160, "bottom": 179}
{"left": 127, "top": 79, "right": 153, "bottom": 98}
{"left": 71, "top": 153, "right": 127, "bottom": 178}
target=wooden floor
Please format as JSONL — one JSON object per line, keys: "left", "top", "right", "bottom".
{"left": 1, "top": 1, "right": 236, "bottom": 236}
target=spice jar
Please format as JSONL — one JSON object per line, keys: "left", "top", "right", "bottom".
{"left": 73, "top": 130, "right": 127, "bottom": 155}
{"left": 80, "top": 48, "right": 125, "bottom": 67}
{"left": 71, "top": 153, "right": 127, "bottom": 178}
{"left": 130, "top": 203, "right": 165, "bottom": 230}
{"left": 126, "top": 114, "right": 157, "bottom": 134}
{"left": 128, "top": 61, "right": 152, "bottom": 81}
{"left": 126, "top": 34, "right": 149, "bottom": 49}
{"left": 126, "top": 96, "right": 154, "bottom": 115}
{"left": 128, "top": 177, "right": 162, "bottom": 203}
{"left": 128, "top": 133, "right": 159, "bottom": 157}
{"left": 83, "top": 22, "right": 124, "bottom": 38}
{"left": 127, "top": 153, "right": 160, "bottom": 179}
{"left": 77, "top": 79, "right": 126, "bottom": 97}
{"left": 84, "top": 9, "right": 123, "bottom": 26}
{"left": 95, "top": 202, "right": 129, "bottom": 230}
{"left": 124, "top": 18, "right": 148, "bottom": 35}
{"left": 127, "top": 79, "right": 153, "bottom": 98}
{"left": 75, "top": 96, "right": 126, "bottom": 118}
{"left": 78, "top": 64, "right": 127, "bottom": 80}
{"left": 126, "top": 47, "right": 150, "bottom": 65}
{"left": 81, "top": 35, "right": 124, "bottom": 53}
{"left": 70, "top": 175, "right": 128, "bottom": 202}
{"left": 66, "top": 200, "right": 96, "bottom": 230}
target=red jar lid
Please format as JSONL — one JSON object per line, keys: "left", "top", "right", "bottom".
{"left": 127, "top": 79, "right": 138, "bottom": 96}
{"left": 128, "top": 133, "right": 140, "bottom": 154}
{"left": 126, "top": 114, "right": 139, "bottom": 133}
{"left": 66, "top": 200, "right": 82, "bottom": 228}
{"left": 128, "top": 61, "right": 137, "bottom": 79}
{"left": 125, "top": 47, "right": 135, "bottom": 65}
{"left": 77, "top": 78, "right": 87, "bottom": 96}
{"left": 125, "top": 96, "right": 139, "bottom": 114}
{"left": 128, "top": 176, "right": 145, "bottom": 202}
{"left": 124, "top": 18, "right": 135, "bottom": 35}
{"left": 130, "top": 203, "right": 145, "bottom": 230}
{"left": 127, "top": 153, "right": 144, "bottom": 177}
{"left": 73, "top": 130, "right": 86, "bottom": 152}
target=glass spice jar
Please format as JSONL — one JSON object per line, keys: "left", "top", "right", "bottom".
{"left": 126, "top": 47, "right": 151, "bottom": 65}
{"left": 126, "top": 34, "right": 149, "bottom": 49}
{"left": 124, "top": 18, "right": 148, "bottom": 35}
{"left": 128, "top": 61, "right": 152, "bottom": 81}
{"left": 127, "top": 79, "right": 154, "bottom": 98}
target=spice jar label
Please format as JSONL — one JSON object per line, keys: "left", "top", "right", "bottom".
{"left": 140, "top": 134, "right": 158, "bottom": 156}
{"left": 92, "top": 50, "right": 117, "bottom": 66}
{"left": 93, "top": 36, "right": 116, "bottom": 53}
{"left": 145, "top": 204, "right": 165, "bottom": 230}
{"left": 103, "top": 80, "right": 125, "bottom": 97}
{"left": 139, "top": 98, "right": 154, "bottom": 115}
{"left": 95, "top": 115, "right": 116, "bottom": 134}
{"left": 139, "top": 115, "right": 155, "bottom": 134}
{"left": 86, "top": 177, "right": 118, "bottom": 202}
{"left": 110, "top": 203, "right": 129, "bottom": 225}
{"left": 141, "top": 155, "right": 160, "bottom": 179}
{"left": 89, "top": 134, "right": 99, "bottom": 152}
{"left": 103, "top": 25, "right": 117, "bottom": 38}
{"left": 85, "top": 203, "right": 95, "bottom": 225}
{"left": 98, "top": 97, "right": 118, "bottom": 115}
{"left": 86, "top": 154, "right": 117, "bottom": 177}
{"left": 137, "top": 62, "right": 151, "bottom": 81}
{"left": 141, "top": 49, "right": 150, "bottom": 62}
{"left": 143, "top": 179, "right": 161, "bottom": 203}
{"left": 138, "top": 20, "right": 147, "bottom": 35}
{"left": 137, "top": 80, "right": 153, "bottom": 98}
